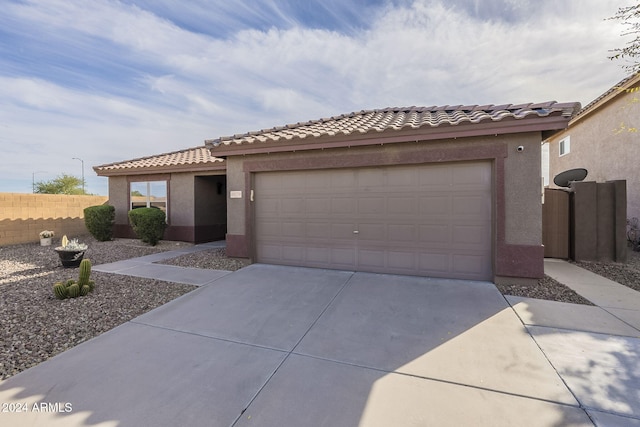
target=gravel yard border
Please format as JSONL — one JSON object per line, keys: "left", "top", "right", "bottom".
{"left": 0, "top": 237, "right": 199, "bottom": 380}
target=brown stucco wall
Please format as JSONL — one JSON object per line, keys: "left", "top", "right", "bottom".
{"left": 547, "top": 85, "right": 640, "bottom": 220}
{"left": 108, "top": 176, "right": 129, "bottom": 226}
{"left": 503, "top": 134, "right": 543, "bottom": 245}
{"left": 109, "top": 171, "right": 226, "bottom": 243}
{"left": 224, "top": 132, "right": 545, "bottom": 281}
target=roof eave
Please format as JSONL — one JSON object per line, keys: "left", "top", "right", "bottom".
{"left": 205, "top": 115, "right": 572, "bottom": 157}
{"left": 93, "top": 162, "right": 226, "bottom": 177}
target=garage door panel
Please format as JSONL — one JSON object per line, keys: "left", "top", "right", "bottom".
{"left": 453, "top": 195, "right": 490, "bottom": 216}
{"left": 418, "top": 166, "right": 453, "bottom": 186}
{"left": 330, "top": 223, "right": 357, "bottom": 239}
{"left": 419, "top": 196, "right": 452, "bottom": 215}
{"left": 387, "top": 224, "right": 417, "bottom": 242}
{"left": 453, "top": 163, "right": 491, "bottom": 185}
{"left": 358, "top": 223, "right": 387, "bottom": 241}
{"left": 453, "top": 225, "right": 490, "bottom": 245}
{"left": 388, "top": 197, "right": 417, "bottom": 215}
{"left": 387, "top": 251, "right": 417, "bottom": 270}
{"left": 258, "top": 198, "right": 280, "bottom": 214}
{"left": 331, "top": 248, "right": 357, "bottom": 266}
{"left": 281, "top": 246, "right": 304, "bottom": 262}
{"left": 305, "top": 222, "right": 328, "bottom": 238}
{"left": 305, "top": 198, "right": 331, "bottom": 215}
{"left": 255, "top": 162, "right": 492, "bottom": 280}
{"left": 419, "top": 225, "right": 451, "bottom": 243}
{"left": 256, "top": 220, "right": 281, "bottom": 238}
{"left": 419, "top": 253, "right": 451, "bottom": 273}
{"left": 306, "top": 247, "right": 331, "bottom": 263}
{"left": 282, "top": 198, "right": 305, "bottom": 213}
{"left": 453, "top": 253, "right": 490, "bottom": 277}
{"left": 281, "top": 221, "right": 305, "bottom": 237}
{"left": 358, "top": 197, "right": 386, "bottom": 215}
{"left": 257, "top": 243, "right": 283, "bottom": 262}
{"left": 331, "top": 197, "right": 356, "bottom": 214}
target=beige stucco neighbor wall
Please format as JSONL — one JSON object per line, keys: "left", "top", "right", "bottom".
{"left": 547, "top": 86, "right": 640, "bottom": 220}
{"left": 0, "top": 193, "right": 109, "bottom": 246}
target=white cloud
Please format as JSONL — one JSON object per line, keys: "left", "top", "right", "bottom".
{"left": 0, "top": 0, "right": 636, "bottom": 194}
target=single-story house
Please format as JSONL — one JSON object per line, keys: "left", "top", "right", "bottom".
{"left": 96, "top": 102, "right": 580, "bottom": 283}
{"left": 94, "top": 146, "right": 227, "bottom": 243}
{"left": 544, "top": 73, "right": 640, "bottom": 219}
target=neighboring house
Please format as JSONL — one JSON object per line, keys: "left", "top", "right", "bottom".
{"left": 94, "top": 146, "right": 227, "bottom": 243}
{"left": 545, "top": 73, "right": 640, "bottom": 220}
{"left": 203, "top": 103, "right": 579, "bottom": 283}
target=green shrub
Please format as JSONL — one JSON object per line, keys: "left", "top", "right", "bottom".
{"left": 84, "top": 205, "right": 115, "bottom": 241}
{"left": 128, "top": 207, "right": 166, "bottom": 246}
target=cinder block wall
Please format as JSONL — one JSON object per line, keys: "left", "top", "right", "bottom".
{"left": 0, "top": 193, "right": 109, "bottom": 246}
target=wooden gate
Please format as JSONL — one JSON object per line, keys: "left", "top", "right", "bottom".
{"left": 542, "top": 188, "right": 570, "bottom": 259}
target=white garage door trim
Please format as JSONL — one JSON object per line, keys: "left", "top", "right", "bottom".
{"left": 254, "top": 162, "right": 493, "bottom": 280}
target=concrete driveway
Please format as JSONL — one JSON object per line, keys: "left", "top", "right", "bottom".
{"left": 0, "top": 264, "right": 592, "bottom": 426}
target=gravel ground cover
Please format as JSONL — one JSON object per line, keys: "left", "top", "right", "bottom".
{"left": 2, "top": 236, "right": 638, "bottom": 381}
{"left": 159, "top": 247, "right": 251, "bottom": 271}
{"left": 0, "top": 237, "right": 197, "bottom": 380}
{"left": 494, "top": 275, "right": 593, "bottom": 305}
{"left": 574, "top": 249, "right": 640, "bottom": 292}
{"left": 496, "top": 249, "right": 640, "bottom": 304}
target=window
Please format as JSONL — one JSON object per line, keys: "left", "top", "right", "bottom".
{"left": 559, "top": 136, "right": 570, "bottom": 156}
{"left": 541, "top": 142, "right": 550, "bottom": 187}
{"left": 130, "top": 181, "right": 168, "bottom": 216}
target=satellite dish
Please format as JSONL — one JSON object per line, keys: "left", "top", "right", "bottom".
{"left": 553, "top": 168, "right": 588, "bottom": 187}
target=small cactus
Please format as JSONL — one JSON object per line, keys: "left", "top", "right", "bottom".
{"left": 53, "top": 259, "right": 96, "bottom": 300}
{"left": 67, "top": 283, "right": 80, "bottom": 298}
{"left": 61, "top": 235, "right": 69, "bottom": 248}
{"left": 78, "top": 259, "right": 91, "bottom": 287}
{"left": 53, "top": 282, "right": 67, "bottom": 300}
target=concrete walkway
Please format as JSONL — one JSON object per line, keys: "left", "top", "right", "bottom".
{"left": 505, "top": 259, "right": 640, "bottom": 426}
{"left": 0, "top": 251, "right": 638, "bottom": 426}
{"left": 92, "top": 240, "right": 231, "bottom": 286}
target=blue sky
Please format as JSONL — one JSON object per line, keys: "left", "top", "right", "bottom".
{"left": 0, "top": 0, "right": 635, "bottom": 195}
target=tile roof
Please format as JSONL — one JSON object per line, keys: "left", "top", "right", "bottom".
{"left": 206, "top": 102, "right": 580, "bottom": 148}
{"left": 94, "top": 146, "right": 224, "bottom": 176}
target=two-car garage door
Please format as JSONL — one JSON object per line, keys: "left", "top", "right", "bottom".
{"left": 254, "top": 162, "right": 493, "bottom": 280}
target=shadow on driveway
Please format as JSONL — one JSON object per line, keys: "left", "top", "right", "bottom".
{"left": 0, "top": 264, "right": 592, "bottom": 426}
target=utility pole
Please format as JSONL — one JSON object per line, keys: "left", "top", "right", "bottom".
{"left": 72, "top": 157, "right": 85, "bottom": 194}
{"left": 32, "top": 171, "right": 47, "bottom": 193}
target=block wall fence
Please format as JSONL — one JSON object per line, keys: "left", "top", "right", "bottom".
{"left": 0, "top": 193, "right": 109, "bottom": 246}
